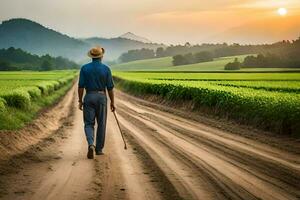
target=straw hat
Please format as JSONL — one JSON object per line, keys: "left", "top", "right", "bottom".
{"left": 88, "top": 46, "right": 105, "bottom": 58}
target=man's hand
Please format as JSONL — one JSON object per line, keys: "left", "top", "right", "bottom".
{"left": 110, "top": 103, "right": 116, "bottom": 112}
{"left": 78, "top": 88, "right": 84, "bottom": 111}
{"left": 108, "top": 89, "right": 115, "bottom": 112}
{"left": 78, "top": 101, "right": 83, "bottom": 111}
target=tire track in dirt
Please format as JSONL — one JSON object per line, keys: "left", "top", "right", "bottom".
{"left": 0, "top": 88, "right": 171, "bottom": 200}
{"left": 115, "top": 91, "right": 300, "bottom": 155}
{"left": 1, "top": 88, "right": 299, "bottom": 200}
{"left": 91, "top": 113, "right": 167, "bottom": 200}
{"left": 118, "top": 99, "right": 299, "bottom": 167}
{"left": 117, "top": 109, "right": 256, "bottom": 200}
{"left": 115, "top": 95, "right": 300, "bottom": 200}
{"left": 116, "top": 111, "right": 216, "bottom": 200}
{"left": 118, "top": 101, "right": 300, "bottom": 192}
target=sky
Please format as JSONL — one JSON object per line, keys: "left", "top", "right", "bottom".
{"left": 0, "top": 0, "right": 300, "bottom": 44}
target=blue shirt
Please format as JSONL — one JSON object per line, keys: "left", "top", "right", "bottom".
{"left": 78, "top": 60, "right": 114, "bottom": 91}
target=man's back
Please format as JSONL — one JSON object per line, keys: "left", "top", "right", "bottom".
{"left": 79, "top": 60, "right": 114, "bottom": 92}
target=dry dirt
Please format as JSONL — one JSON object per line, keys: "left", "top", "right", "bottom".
{"left": 0, "top": 87, "right": 299, "bottom": 200}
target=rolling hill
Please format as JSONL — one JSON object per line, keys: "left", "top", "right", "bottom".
{"left": 0, "top": 18, "right": 163, "bottom": 63}
{"left": 111, "top": 55, "right": 300, "bottom": 72}
{"left": 111, "top": 55, "right": 248, "bottom": 71}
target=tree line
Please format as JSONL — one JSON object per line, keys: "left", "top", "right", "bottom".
{"left": 0, "top": 47, "right": 79, "bottom": 71}
{"left": 224, "top": 37, "right": 300, "bottom": 70}
{"left": 118, "top": 48, "right": 155, "bottom": 63}
{"left": 118, "top": 37, "right": 300, "bottom": 64}
{"left": 172, "top": 51, "right": 213, "bottom": 66}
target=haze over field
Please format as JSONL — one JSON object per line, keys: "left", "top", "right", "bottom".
{"left": 0, "top": 0, "right": 300, "bottom": 44}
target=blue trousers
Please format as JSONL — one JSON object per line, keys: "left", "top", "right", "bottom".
{"left": 83, "top": 92, "right": 107, "bottom": 151}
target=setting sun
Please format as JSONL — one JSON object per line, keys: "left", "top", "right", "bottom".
{"left": 278, "top": 7, "right": 287, "bottom": 16}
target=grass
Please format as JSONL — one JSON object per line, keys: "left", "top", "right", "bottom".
{"left": 111, "top": 55, "right": 300, "bottom": 72}
{"left": 111, "top": 57, "right": 173, "bottom": 71}
{"left": 170, "top": 55, "right": 249, "bottom": 71}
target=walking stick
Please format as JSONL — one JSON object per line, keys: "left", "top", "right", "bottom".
{"left": 113, "top": 111, "right": 127, "bottom": 150}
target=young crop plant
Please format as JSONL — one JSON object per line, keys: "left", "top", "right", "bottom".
{"left": 113, "top": 72, "right": 300, "bottom": 135}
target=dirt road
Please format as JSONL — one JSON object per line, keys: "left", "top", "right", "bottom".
{"left": 0, "top": 86, "right": 299, "bottom": 200}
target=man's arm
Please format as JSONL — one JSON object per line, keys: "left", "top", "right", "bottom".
{"left": 106, "top": 67, "right": 115, "bottom": 112}
{"left": 108, "top": 89, "right": 115, "bottom": 112}
{"left": 78, "top": 68, "right": 85, "bottom": 111}
{"left": 78, "top": 88, "right": 84, "bottom": 110}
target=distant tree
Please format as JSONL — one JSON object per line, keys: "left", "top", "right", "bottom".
{"left": 194, "top": 51, "right": 214, "bottom": 63}
{"left": 119, "top": 48, "right": 155, "bottom": 62}
{"left": 242, "top": 53, "right": 292, "bottom": 68}
{"left": 185, "top": 42, "right": 191, "bottom": 47}
{"left": 156, "top": 47, "right": 165, "bottom": 58}
{"left": 224, "top": 58, "right": 241, "bottom": 70}
{"left": 0, "top": 60, "right": 18, "bottom": 71}
{"left": 172, "top": 51, "right": 214, "bottom": 66}
{"left": 222, "top": 42, "right": 228, "bottom": 47}
{"left": 40, "top": 60, "right": 53, "bottom": 71}
{"left": 172, "top": 55, "right": 188, "bottom": 66}
{"left": 184, "top": 53, "right": 194, "bottom": 64}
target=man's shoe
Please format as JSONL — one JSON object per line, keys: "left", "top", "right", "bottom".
{"left": 96, "top": 150, "right": 104, "bottom": 155}
{"left": 87, "top": 145, "right": 95, "bottom": 159}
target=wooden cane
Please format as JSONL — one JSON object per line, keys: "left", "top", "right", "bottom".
{"left": 113, "top": 111, "right": 127, "bottom": 150}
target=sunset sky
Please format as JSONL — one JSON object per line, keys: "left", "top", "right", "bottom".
{"left": 0, "top": 0, "right": 299, "bottom": 44}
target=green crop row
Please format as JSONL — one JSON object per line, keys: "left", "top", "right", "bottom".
{"left": 0, "top": 72, "right": 77, "bottom": 109}
{"left": 211, "top": 81, "right": 300, "bottom": 93}
{"left": 145, "top": 80, "right": 300, "bottom": 93}
{"left": 114, "top": 72, "right": 300, "bottom": 81}
{"left": 0, "top": 97, "right": 6, "bottom": 111}
{"left": 0, "top": 70, "right": 77, "bottom": 80}
{"left": 114, "top": 76, "right": 300, "bottom": 135}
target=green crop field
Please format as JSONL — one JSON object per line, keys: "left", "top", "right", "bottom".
{"left": 111, "top": 57, "right": 173, "bottom": 71}
{"left": 111, "top": 55, "right": 300, "bottom": 72}
{"left": 0, "top": 70, "right": 77, "bottom": 130}
{"left": 113, "top": 72, "right": 300, "bottom": 136}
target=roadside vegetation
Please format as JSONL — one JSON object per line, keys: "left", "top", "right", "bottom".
{"left": 0, "top": 70, "right": 77, "bottom": 130}
{"left": 113, "top": 72, "right": 300, "bottom": 136}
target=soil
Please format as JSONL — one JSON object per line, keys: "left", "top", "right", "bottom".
{"left": 0, "top": 87, "right": 299, "bottom": 200}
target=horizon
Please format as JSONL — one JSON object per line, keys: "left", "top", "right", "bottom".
{"left": 0, "top": 0, "right": 300, "bottom": 45}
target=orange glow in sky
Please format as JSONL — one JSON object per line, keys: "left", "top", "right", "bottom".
{"left": 0, "top": 0, "right": 299, "bottom": 44}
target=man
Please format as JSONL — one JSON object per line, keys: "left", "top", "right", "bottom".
{"left": 78, "top": 46, "right": 115, "bottom": 159}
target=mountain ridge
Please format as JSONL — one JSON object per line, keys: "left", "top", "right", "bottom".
{"left": 119, "top": 32, "right": 152, "bottom": 43}
{"left": 0, "top": 18, "right": 163, "bottom": 62}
